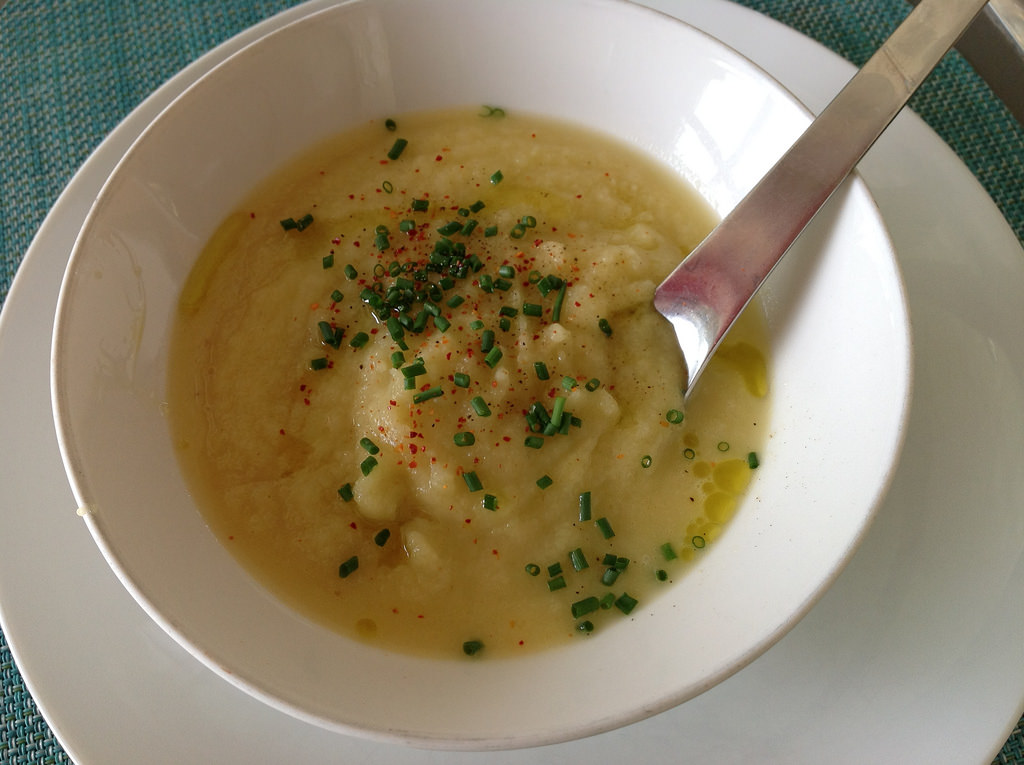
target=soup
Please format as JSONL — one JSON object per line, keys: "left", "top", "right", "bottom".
{"left": 167, "top": 107, "right": 769, "bottom": 659}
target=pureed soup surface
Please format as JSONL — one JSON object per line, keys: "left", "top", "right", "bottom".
{"left": 168, "top": 108, "right": 770, "bottom": 659}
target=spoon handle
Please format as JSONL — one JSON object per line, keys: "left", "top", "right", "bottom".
{"left": 654, "top": 0, "right": 989, "bottom": 393}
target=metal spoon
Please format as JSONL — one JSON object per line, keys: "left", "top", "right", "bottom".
{"left": 654, "top": 0, "right": 989, "bottom": 397}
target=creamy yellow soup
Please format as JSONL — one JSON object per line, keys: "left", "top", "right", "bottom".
{"left": 168, "top": 108, "right": 769, "bottom": 659}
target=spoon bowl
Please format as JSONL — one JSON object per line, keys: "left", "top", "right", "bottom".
{"left": 656, "top": 0, "right": 988, "bottom": 395}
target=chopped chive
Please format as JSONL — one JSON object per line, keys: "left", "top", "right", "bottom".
{"left": 484, "top": 225, "right": 498, "bottom": 237}
{"left": 498, "top": 317, "right": 511, "bottom": 332}
{"left": 578, "top": 491, "right": 592, "bottom": 522}
{"left": 401, "top": 361, "right": 427, "bottom": 379}
{"left": 521, "top": 214, "right": 537, "bottom": 227}
{"left": 383, "top": 316, "right": 402, "bottom": 342}
{"left": 478, "top": 273, "right": 494, "bottom": 292}
{"left": 613, "top": 556, "right": 630, "bottom": 571}
{"left": 386, "top": 138, "right": 408, "bottom": 160}
{"left": 413, "top": 386, "right": 443, "bottom": 404}
{"left": 296, "top": 213, "right": 313, "bottom": 231}
{"left": 493, "top": 277, "right": 512, "bottom": 291}
{"left": 717, "top": 441, "right": 731, "bottom": 452}
{"left": 484, "top": 347, "right": 503, "bottom": 368}
{"left": 656, "top": 569, "right": 669, "bottom": 581}
{"left": 470, "top": 200, "right": 486, "bottom": 213}
{"left": 337, "top": 483, "right": 354, "bottom": 502}
{"left": 399, "top": 219, "right": 416, "bottom": 232}
{"left": 524, "top": 435, "right": 544, "bottom": 449}
{"left": 411, "top": 198, "right": 429, "bottom": 212}
{"left": 599, "top": 592, "right": 616, "bottom": 610}
{"left": 536, "top": 474, "right": 553, "bottom": 490}
{"left": 498, "top": 305, "right": 518, "bottom": 317}
{"left": 360, "top": 456, "right": 378, "bottom": 476}
{"left": 641, "top": 455, "right": 652, "bottom": 468}
{"left": 470, "top": 396, "right": 491, "bottom": 416}
{"left": 490, "top": 169, "right": 503, "bottom": 184}
{"left": 577, "top": 620, "right": 595, "bottom": 633}
{"left": 374, "top": 231, "right": 390, "bottom": 251}
{"left": 615, "top": 593, "right": 639, "bottom": 615}
{"left": 571, "top": 597, "right": 600, "bottom": 619}
{"left": 747, "top": 451, "right": 760, "bottom": 469}
{"left": 446, "top": 294, "right": 465, "bottom": 309}
{"left": 279, "top": 217, "right": 297, "bottom": 230}
{"left": 551, "top": 283, "right": 567, "bottom": 323}
{"left": 322, "top": 253, "right": 334, "bottom": 269}
{"left": 433, "top": 315, "right": 451, "bottom": 333}
{"left": 598, "top": 317, "right": 613, "bottom": 336}
{"left": 462, "top": 640, "right": 484, "bottom": 656}
{"left": 359, "top": 437, "right": 379, "bottom": 455}
{"left": 480, "top": 329, "right": 495, "bottom": 352}
{"left": 498, "top": 264, "right": 515, "bottom": 279}
{"left": 522, "top": 302, "right": 542, "bottom": 317}
{"left": 338, "top": 555, "right": 359, "bottom": 578}
{"left": 601, "top": 567, "right": 620, "bottom": 586}
{"left": 510, "top": 223, "right": 526, "bottom": 239}
{"left": 469, "top": 319, "right": 485, "bottom": 331}
{"left": 453, "top": 431, "right": 476, "bottom": 447}
{"left": 461, "top": 219, "right": 478, "bottom": 236}
{"left": 374, "top": 528, "right": 391, "bottom": 546}
{"left": 692, "top": 535, "right": 706, "bottom": 549}
{"left": 525, "top": 563, "right": 541, "bottom": 576}
{"left": 330, "top": 289, "right": 344, "bottom": 303}
{"left": 310, "top": 357, "right": 328, "bottom": 371}
{"left": 660, "top": 542, "right": 678, "bottom": 561}
{"left": 438, "top": 220, "right": 462, "bottom": 236}
{"left": 318, "top": 321, "right": 342, "bottom": 349}
{"left": 390, "top": 351, "right": 406, "bottom": 368}
{"left": 547, "top": 575, "right": 566, "bottom": 591}
{"left": 595, "top": 517, "right": 615, "bottom": 539}
{"left": 683, "top": 447, "right": 696, "bottom": 460}
{"left": 349, "top": 331, "right": 370, "bottom": 348}
{"left": 463, "top": 471, "right": 483, "bottom": 492}
{"left": 569, "top": 548, "right": 589, "bottom": 571}
{"left": 585, "top": 378, "right": 601, "bottom": 391}
{"left": 382, "top": 180, "right": 394, "bottom": 193}
{"left": 384, "top": 118, "right": 397, "bottom": 131}
{"left": 550, "top": 396, "right": 566, "bottom": 428}
{"left": 453, "top": 372, "right": 470, "bottom": 388}
{"left": 560, "top": 376, "right": 577, "bottom": 391}
{"left": 344, "top": 264, "right": 358, "bottom": 279}
{"left": 548, "top": 562, "right": 563, "bottom": 577}
{"left": 483, "top": 494, "right": 498, "bottom": 511}
{"left": 534, "top": 362, "right": 550, "bottom": 380}
{"left": 666, "top": 409, "right": 684, "bottom": 424}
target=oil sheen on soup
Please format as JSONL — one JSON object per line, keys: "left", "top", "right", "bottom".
{"left": 167, "top": 107, "right": 770, "bottom": 659}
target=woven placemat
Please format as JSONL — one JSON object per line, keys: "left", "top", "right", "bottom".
{"left": 1, "top": 1, "right": 1022, "bottom": 763}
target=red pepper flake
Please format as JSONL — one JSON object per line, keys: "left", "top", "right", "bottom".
{"left": 249, "top": 212, "right": 256, "bottom": 219}
{"left": 464, "top": 518, "right": 472, "bottom": 524}
{"left": 349, "top": 522, "right": 358, "bottom": 529}
{"left": 435, "top": 155, "right": 443, "bottom": 162}
{"left": 279, "top": 429, "right": 286, "bottom": 435}
{"left": 408, "top": 461, "right": 418, "bottom": 468}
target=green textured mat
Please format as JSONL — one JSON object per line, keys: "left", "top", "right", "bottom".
{"left": 2, "top": 1, "right": 1022, "bottom": 763}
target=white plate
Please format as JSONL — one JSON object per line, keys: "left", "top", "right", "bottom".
{"left": 1, "top": 0, "right": 1022, "bottom": 762}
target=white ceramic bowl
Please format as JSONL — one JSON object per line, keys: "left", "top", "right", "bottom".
{"left": 50, "top": 0, "right": 911, "bottom": 750}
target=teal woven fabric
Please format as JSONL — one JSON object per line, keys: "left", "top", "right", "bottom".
{"left": 1, "top": 1, "right": 1022, "bottom": 763}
